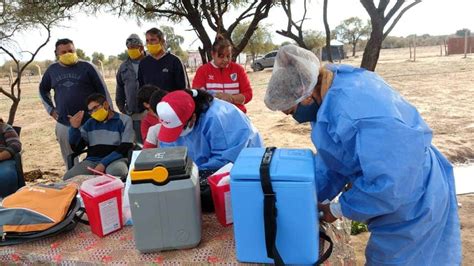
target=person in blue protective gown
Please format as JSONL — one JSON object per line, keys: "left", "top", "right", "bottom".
{"left": 264, "top": 44, "right": 461, "bottom": 266}
{"left": 156, "top": 89, "right": 264, "bottom": 171}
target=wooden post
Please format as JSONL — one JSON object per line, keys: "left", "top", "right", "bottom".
{"left": 409, "top": 43, "right": 412, "bottom": 59}
{"left": 9, "top": 66, "right": 14, "bottom": 81}
{"left": 35, "top": 64, "right": 42, "bottom": 79}
{"left": 464, "top": 30, "right": 468, "bottom": 58}
{"left": 97, "top": 59, "right": 105, "bottom": 79}
{"left": 413, "top": 34, "right": 417, "bottom": 62}
{"left": 444, "top": 39, "right": 448, "bottom": 56}
{"left": 440, "top": 43, "right": 443, "bottom": 56}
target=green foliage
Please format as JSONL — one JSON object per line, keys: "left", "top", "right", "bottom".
{"left": 161, "top": 25, "right": 187, "bottom": 61}
{"left": 91, "top": 52, "right": 105, "bottom": 65}
{"left": 351, "top": 221, "right": 368, "bottom": 235}
{"left": 232, "top": 22, "right": 276, "bottom": 59}
{"left": 334, "top": 17, "right": 371, "bottom": 44}
{"left": 76, "top": 48, "right": 90, "bottom": 61}
{"left": 303, "top": 30, "right": 325, "bottom": 50}
{"left": 117, "top": 50, "right": 128, "bottom": 62}
{"left": 455, "top": 28, "right": 471, "bottom": 37}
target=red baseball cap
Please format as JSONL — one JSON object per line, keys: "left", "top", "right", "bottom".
{"left": 156, "top": 90, "right": 195, "bottom": 143}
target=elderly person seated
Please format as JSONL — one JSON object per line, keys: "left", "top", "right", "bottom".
{"left": 63, "top": 93, "right": 134, "bottom": 180}
{"left": 0, "top": 117, "right": 22, "bottom": 198}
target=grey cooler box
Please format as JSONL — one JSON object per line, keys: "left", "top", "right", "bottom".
{"left": 128, "top": 147, "right": 201, "bottom": 252}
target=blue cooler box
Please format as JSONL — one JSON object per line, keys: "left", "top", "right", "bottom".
{"left": 230, "top": 148, "right": 319, "bottom": 264}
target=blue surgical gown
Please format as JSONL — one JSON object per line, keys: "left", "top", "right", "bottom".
{"left": 313, "top": 64, "right": 461, "bottom": 265}
{"left": 161, "top": 99, "right": 264, "bottom": 170}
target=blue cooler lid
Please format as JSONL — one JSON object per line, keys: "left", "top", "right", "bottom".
{"left": 231, "top": 148, "right": 315, "bottom": 182}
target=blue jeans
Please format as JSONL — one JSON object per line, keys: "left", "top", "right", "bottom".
{"left": 0, "top": 159, "right": 18, "bottom": 198}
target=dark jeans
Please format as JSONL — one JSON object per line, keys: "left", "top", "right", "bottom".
{"left": 0, "top": 159, "right": 19, "bottom": 198}
{"left": 133, "top": 120, "right": 142, "bottom": 145}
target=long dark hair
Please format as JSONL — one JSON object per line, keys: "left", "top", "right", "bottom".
{"left": 185, "top": 89, "right": 214, "bottom": 126}
{"left": 212, "top": 34, "right": 232, "bottom": 55}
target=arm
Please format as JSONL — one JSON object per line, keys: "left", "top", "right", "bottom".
{"left": 338, "top": 119, "right": 426, "bottom": 222}
{"left": 99, "top": 115, "right": 134, "bottom": 167}
{"left": 38, "top": 71, "right": 57, "bottom": 118}
{"left": 137, "top": 61, "right": 145, "bottom": 88}
{"left": 89, "top": 63, "right": 114, "bottom": 110}
{"left": 143, "top": 124, "right": 161, "bottom": 149}
{"left": 68, "top": 126, "right": 87, "bottom": 153}
{"left": 191, "top": 65, "right": 206, "bottom": 89}
{"left": 115, "top": 65, "right": 126, "bottom": 113}
{"left": 0, "top": 124, "right": 21, "bottom": 161}
{"left": 230, "top": 65, "right": 253, "bottom": 105}
{"left": 199, "top": 113, "right": 254, "bottom": 170}
{"left": 174, "top": 57, "right": 189, "bottom": 90}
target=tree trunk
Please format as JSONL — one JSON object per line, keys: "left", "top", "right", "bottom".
{"left": 323, "top": 0, "right": 333, "bottom": 62}
{"left": 361, "top": 28, "right": 383, "bottom": 71}
{"left": 8, "top": 99, "right": 19, "bottom": 125}
{"left": 352, "top": 42, "right": 357, "bottom": 57}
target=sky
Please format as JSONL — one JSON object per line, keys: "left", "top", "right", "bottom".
{"left": 1, "top": 0, "right": 473, "bottom": 64}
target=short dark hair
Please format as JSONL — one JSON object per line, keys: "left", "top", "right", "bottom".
{"left": 55, "top": 38, "right": 74, "bottom": 49}
{"left": 149, "top": 89, "right": 169, "bottom": 114}
{"left": 86, "top": 93, "right": 107, "bottom": 105}
{"left": 137, "top": 84, "right": 167, "bottom": 109}
{"left": 146, "top": 27, "right": 164, "bottom": 41}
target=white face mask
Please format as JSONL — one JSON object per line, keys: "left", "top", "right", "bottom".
{"left": 180, "top": 124, "right": 194, "bottom": 137}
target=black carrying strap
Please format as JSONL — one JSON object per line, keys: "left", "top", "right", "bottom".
{"left": 259, "top": 147, "right": 284, "bottom": 265}
{"left": 259, "top": 147, "right": 333, "bottom": 266}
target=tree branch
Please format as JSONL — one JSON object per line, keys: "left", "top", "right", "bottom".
{"left": 228, "top": 0, "right": 258, "bottom": 34}
{"left": 360, "top": 0, "right": 379, "bottom": 20}
{"left": 383, "top": 0, "right": 421, "bottom": 39}
{"left": 131, "top": 0, "right": 187, "bottom": 17}
{"left": 383, "top": 0, "right": 405, "bottom": 25}
{"left": 200, "top": 1, "right": 218, "bottom": 32}
{"left": 377, "top": 0, "right": 390, "bottom": 15}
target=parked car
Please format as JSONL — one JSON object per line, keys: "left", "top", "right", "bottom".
{"left": 251, "top": 51, "right": 277, "bottom": 72}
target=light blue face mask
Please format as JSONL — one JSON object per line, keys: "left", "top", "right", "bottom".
{"left": 180, "top": 121, "right": 194, "bottom": 137}
{"left": 292, "top": 95, "right": 319, "bottom": 123}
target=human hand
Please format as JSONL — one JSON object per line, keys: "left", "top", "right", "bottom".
{"left": 94, "top": 163, "right": 106, "bottom": 173}
{"left": 318, "top": 203, "right": 338, "bottom": 223}
{"left": 51, "top": 110, "right": 59, "bottom": 120}
{"left": 68, "top": 111, "right": 84, "bottom": 128}
{"left": 215, "top": 92, "right": 234, "bottom": 103}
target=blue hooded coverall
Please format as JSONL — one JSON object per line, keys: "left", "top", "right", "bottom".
{"left": 314, "top": 65, "right": 461, "bottom": 265}
{"left": 161, "top": 99, "right": 264, "bottom": 170}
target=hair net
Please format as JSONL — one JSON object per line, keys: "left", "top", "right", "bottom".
{"left": 264, "top": 44, "right": 320, "bottom": 111}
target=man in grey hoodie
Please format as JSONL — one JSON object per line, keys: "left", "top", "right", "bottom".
{"left": 116, "top": 34, "right": 146, "bottom": 144}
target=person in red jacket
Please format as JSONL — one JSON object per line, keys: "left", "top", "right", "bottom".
{"left": 192, "top": 35, "right": 253, "bottom": 113}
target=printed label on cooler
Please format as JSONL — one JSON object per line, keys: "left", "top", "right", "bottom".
{"left": 99, "top": 197, "right": 120, "bottom": 235}
{"left": 224, "top": 191, "right": 233, "bottom": 224}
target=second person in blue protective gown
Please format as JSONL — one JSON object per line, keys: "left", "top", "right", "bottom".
{"left": 264, "top": 44, "right": 461, "bottom": 266}
{"left": 156, "top": 89, "right": 263, "bottom": 171}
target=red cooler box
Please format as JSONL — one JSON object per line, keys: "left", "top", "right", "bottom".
{"left": 80, "top": 175, "right": 124, "bottom": 237}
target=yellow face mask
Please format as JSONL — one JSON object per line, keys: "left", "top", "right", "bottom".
{"left": 91, "top": 107, "right": 109, "bottom": 122}
{"left": 58, "top": 52, "right": 79, "bottom": 66}
{"left": 147, "top": 43, "right": 163, "bottom": 56}
{"left": 127, "top": 48, "right": 142, "bottom": 60}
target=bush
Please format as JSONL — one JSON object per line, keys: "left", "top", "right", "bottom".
{"left": 351, "top": 221, "right": 368, "bottom": 235}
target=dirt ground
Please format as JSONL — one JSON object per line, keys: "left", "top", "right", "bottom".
{"left": 1, "top": 46, "right": 472, "bottom": 265}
